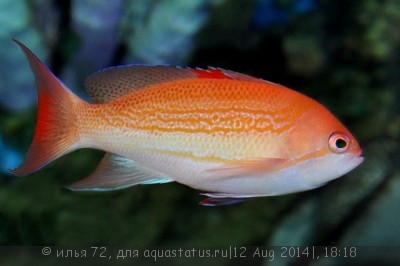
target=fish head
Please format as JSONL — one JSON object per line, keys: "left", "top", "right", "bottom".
{"left": 286, "top": 104, "right": 364, "bottom": 188}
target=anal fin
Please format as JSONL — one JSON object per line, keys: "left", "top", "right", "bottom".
{"left": 67, "top": 153, "right": 173, "bottom": 191}
{"left": 205, "top": 157, "right": 287, "bottom": 179}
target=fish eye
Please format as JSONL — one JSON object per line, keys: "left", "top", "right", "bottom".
{"left": 328, "top": 132, "right": 350, "bottom": 153}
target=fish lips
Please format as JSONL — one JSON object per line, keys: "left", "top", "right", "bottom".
{"left": 353, "top": 152, "right": 364, "bottom": 166}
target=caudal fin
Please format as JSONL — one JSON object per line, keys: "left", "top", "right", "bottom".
{"left": 10, "top": 40, "right": 85, "bottom": 177}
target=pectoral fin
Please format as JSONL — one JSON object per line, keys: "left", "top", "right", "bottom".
{"left": 205, "top": 157, "right": 287, "bottom": 179}
{"left": 67, "top": 153, "right": 173, "bottom": 191}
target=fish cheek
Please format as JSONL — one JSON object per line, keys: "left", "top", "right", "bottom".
{"left": 284, "top": 127, "right": 321, "bottom": 159}
{"left": 300, "top": 153, "right": 348, "bottom": 188}
{"left": 286, "top": 109, "right": 330, "bottom": 157}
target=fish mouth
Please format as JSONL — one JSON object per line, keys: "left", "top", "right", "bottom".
{"left": 354, "top": 153, "right": 364, "bottom": 165}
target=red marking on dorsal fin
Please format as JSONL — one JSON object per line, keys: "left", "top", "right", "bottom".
{"left": 191, "top": 67, "right": 234, "bottom": 79}
{"left": 190, "top": 67, "right": 267, "bottom": 83}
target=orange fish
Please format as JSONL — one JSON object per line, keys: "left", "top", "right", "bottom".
{"left": 10, "top": 40, "right": 363, "bottom": 206}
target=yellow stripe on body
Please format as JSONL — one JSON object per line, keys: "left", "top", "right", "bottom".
{"left": 79, "top": 78, "right": 316, "bottom": 162}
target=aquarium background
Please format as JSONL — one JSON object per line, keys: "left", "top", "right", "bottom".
{"left": 0, "top": 0, "right": 399, "bottom": 265}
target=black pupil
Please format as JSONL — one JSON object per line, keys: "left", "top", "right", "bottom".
{"left": 335, "top": 138, "right": 347, "bottom": 149}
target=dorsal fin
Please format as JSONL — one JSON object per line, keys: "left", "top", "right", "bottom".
{"left": 84, "top": 65, "right": 265, "bottom": 103}
{"left": 84, "top": 65, "right": 197, "bottom": 103}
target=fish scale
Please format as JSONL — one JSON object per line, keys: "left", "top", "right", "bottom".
{"left": 77, "top": 79, "right": 302, "bottom": 162}
{"left": 87, "top": 79, "right": 304, "bottom": 134}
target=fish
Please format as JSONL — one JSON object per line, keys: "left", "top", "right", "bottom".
{"left": 10, "top": 40, "right": 364, "bottom": 206}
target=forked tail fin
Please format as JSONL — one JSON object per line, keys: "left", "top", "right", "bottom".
{"left": 10, "top": 40, "right": 86, "bottom": 176}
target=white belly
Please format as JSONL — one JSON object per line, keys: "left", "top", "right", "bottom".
{"left": 118, "top": 148, "right": 319, "bottom": 196}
